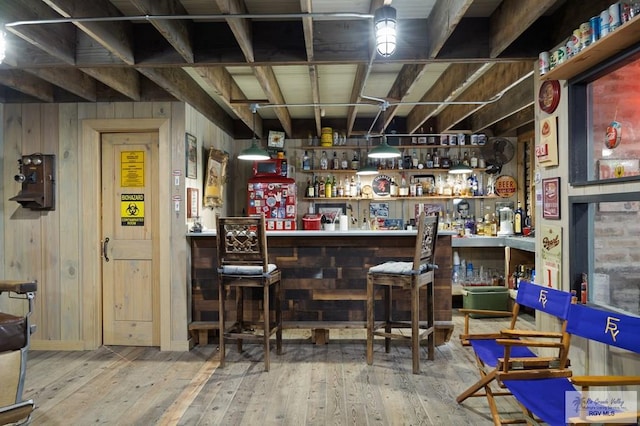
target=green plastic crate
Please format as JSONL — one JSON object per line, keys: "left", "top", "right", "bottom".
{"left": 462, "top": 286, "right": 509, "bottom": 318}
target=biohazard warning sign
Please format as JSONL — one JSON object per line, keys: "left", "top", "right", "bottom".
{"left": 121, "top": 194, "right": 145, "bottom": 226}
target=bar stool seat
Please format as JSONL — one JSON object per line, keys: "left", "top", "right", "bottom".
{"left": 366, "top": 212, "right": 439, "bottom": 374}
{"left": 217, "top": 214, "right": 282, "bottom": 371}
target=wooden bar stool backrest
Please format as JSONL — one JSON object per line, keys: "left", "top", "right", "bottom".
{"left": 414, "top": 213, "right": 438, "bottom": 276}
{"left": 217, "top": 214, "right": 270, "bottom": 275}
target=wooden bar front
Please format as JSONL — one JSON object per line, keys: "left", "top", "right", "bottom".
{"left": 189, "top": 232, "right": 453, "bottom": 344}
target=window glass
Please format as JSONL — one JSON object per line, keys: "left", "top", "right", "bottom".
{"left": 590, "top": 199, "right": 640, "bottom": 315}
{"left": 588, "top": 56, "right": 640, "bottom": 181}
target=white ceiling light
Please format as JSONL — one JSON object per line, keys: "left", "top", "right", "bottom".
{"left": 0, "top": 32, "right": 6, "bottom": 64}
{"left": 374, "top": 6, "right": 397, "bottom": 57}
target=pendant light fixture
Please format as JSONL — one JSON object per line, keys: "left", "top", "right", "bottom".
{"left": 357, "top": 137, "right": 379, "bottom": 175}
{"left": 368, "top": 103, "right": 401, "bottom": 159}
{"left": 238, "top": 104, "right": 271, "bottom": 161}
{"left": 448, "top": 163, "right": 473, "bottom": 174}
{"left": 374, "top": 5, "right": 397, "bottom": 57}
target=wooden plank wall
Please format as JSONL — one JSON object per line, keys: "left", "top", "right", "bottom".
{"left": 1, "top": 102, "right": 233, "bottom": 351}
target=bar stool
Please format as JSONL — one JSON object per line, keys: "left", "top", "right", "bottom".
{"left": 366, "top": 212, "right": 439, "bottom": 374}
{"left": 217, "top": 214, "right": 282, "bottom": 371}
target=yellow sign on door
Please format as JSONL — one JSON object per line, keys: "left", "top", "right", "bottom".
{"left": 121, "top": 151, "right": 145, "bottom": 187}
{"left": 121, "top": 194, "right": 145, "bottom": 226}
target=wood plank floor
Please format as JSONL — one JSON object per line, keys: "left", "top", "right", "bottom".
{"left": 21, "top": 311, "right": 534, "bottom": 425}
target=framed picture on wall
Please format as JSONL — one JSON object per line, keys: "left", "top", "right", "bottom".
{"left": 187, "top": 188, "right": 199, "bottom": 218}
{"left": 542, "top": 177, "right": 560, "bottom": 220}
{"left": 185, "top": 133, "right": 197, "bottom": 179}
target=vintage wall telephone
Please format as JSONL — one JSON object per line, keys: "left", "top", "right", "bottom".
{"left": 9, "top": 153, "right": 56, "bottom": 210}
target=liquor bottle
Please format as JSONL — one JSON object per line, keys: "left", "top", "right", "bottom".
{"left": 390, "top": 177, "right": 398, "bottom": 196}
{"left": 332, "top": 151, "right": 339, "bottom": 170}
{"left": 514, "top": 200, "right": 524, "bottom": 235}
{"left": 314, "top": 176, "right": 320, "bottom": 197}
{"left": 331, "top": 175, "right": 337, "bottom": 198}
{"left": 302, "top": 150, "right": 311, "bottom": 171}
{"left": 306, "top": 179, "right": 315, "bottom": 198}
{"left": 490, "top": 213, "right": 498, "bottom": 236}
{"left": 351, "top": 152, "right": 359, "bottom": 170}
{"left": 318, "top": 176, "right": 325, "bottom": 198}
{"left": 320, "top": 151, "right": 328, "bottom": 170}
{"left": 341, "top": 152, "right": 349, "bottom": 170}
{"left": 399, "top": 175, "right": 409, "bottom": 196}
{"left": 337, "top": 179, "right": 344, "bottom": 197}
{"left": 325, "top": 175, "right": 333, "bottom": 198}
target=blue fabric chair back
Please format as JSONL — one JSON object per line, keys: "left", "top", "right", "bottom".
{"left": 515, "top": 280, "right": 573, "bottom": 320}
{"left": 567, "top": 303, "right": 640, "bottom": 353}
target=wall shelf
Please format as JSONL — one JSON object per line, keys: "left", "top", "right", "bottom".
{"left": 304, "top": 195, "right": 500, "bottom": 201}
{"left": 542, "top": 14, "right": 640, "bottom": 81}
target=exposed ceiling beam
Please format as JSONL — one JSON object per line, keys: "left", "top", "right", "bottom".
{"left": 437, "top": 61, "right": 533, "bottom": 131}
{"left": 128, "top": 0, "right": 194, "bottom": 64}
{"left": 346, "top": 64, "right": 369, "bottom": 137}
{"left": 405, "top": 62, "right": 487, "bottom": 134}
{"left": 468, "top": 75, "right": 534, "bottom": 132}
{"left": 253, "top": 66, "right": 292, "bottom": 136}
{"left": 491, "top": 104, "right": 535, "bottom": 136}
{"left": 79, "top": 67, "right": 141, "bottom": 101}
{"left": 489, "top": 0, "right": 557, "bottom": 57}
{"left": 0, "top": 70, "right": 55, "bottom": 102}
{"left": 427, "top": 0, "right": 474, "bottom": 58}
{"left": 309, "top": 65, "right": 322, "bottom": 137}
{"left": 215, "top": 0, "right": 292, "bottom": 136}
{"left": 43, "top": 0, "right": 135, "bottom": 65}
{"left": 136, "top": 67, "right": 234, "bottom": 135}
{"left": 192, "top": 66, "right": 262, "bottom": 137}
{"left": 382, "top": 0, "right": 473, "bottom": 130}
{"left": 301, "top": 0, "right": 321, "bottom": 135}
{"left": 383, "top": 64, "right": 426, "bottom": 129}
{"left": 0, "top": 0, "right": 77, "bottom": 65}
{"left": 214, "top": 0, "right": 254, "bottom": 63}
{"left": 26, "top": 68, "right": 97, "bottom": 101}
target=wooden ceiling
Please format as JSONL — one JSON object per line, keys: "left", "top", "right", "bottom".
{"left": 0, "top": 0, "right": 615, "bottom": 139}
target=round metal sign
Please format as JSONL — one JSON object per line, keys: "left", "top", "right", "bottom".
{"left": 495, "top": 175, "right": 517, "bottom": 198}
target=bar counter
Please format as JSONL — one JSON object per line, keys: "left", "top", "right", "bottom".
{"left": 188, "top": 230, "right": 454, "bottom": 345}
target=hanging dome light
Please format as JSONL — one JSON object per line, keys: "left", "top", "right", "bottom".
{"left": 367, "top": 103, "right": 401, "bottom": 159}
{"left": 238, "top": 105, "right": 270, "bottom": 161}
{"left": 374, "top": 6, "right": 397, "bottom": 57}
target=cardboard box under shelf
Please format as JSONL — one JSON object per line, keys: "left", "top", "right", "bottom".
{"left": 462, "top": 286, "right": 509, "bottom": 318}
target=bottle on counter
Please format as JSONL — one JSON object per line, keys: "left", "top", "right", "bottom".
{"left": 514, "top": 200, "right": 524, "bottom": 235}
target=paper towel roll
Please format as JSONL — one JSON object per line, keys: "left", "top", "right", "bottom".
{"left": 340, "top": 215, "right": 349, "bottom": 231}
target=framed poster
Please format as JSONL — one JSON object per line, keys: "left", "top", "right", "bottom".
{"left": 204, "top": 148, "right": 229, "bottom": 208}
{"left": 185, "top": 133, "right": 197, "bottom": 179}
{"left": 187, "top": 188, "right": 199, "bottom": 218}
{"left": 542, "top": 177, "right": 560, "bottom": 220}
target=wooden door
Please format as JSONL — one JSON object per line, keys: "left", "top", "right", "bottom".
{"left": 101, "top": 132, "right": 159, "bottom": 346}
